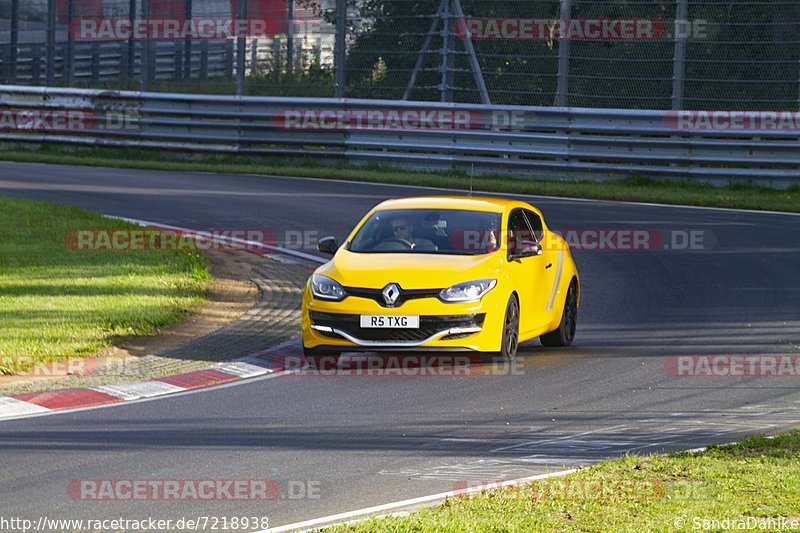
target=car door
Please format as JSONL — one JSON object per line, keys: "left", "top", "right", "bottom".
{"left": 505, "top": 208, "right": 551, "bottom": 337}
{"left": 524, "top": 209, "right": 561, "bottom": 330}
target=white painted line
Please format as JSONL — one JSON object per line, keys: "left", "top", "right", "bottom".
{"left": 258, "top": 173, "right": 800, "bottom": 217}
{"left": 216, "top": 361, "right": 273, "bottom": 379}
{"left": 92, "top": 381, "right": 185, "bottom": 400}
{"left": 490, "top": 424, "right": 631, "bottom": 453}
{"left": 260, "top": 469, "right": 576, "bottom": 533}
{"left": 683, "top": 436, "right": 768, "bottom": 454}
{"left": 260, "top": 427, "right": 786, "bottom": 533}
{"left": 265, "top": 253, "right": 312, "bottom": 265}
{"left": 105, "top": 216, "right": 327, "bottom": 264}
{"left": 0, "top": 396, "right": 50, "bottom": 418}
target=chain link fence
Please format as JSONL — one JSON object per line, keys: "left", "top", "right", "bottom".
{"left": 1, "top": 0, "right": 798, "bottom": 109}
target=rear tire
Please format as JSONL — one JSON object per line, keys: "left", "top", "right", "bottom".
{"left": 540, "top": 280, "right": 577, "bottom": 347}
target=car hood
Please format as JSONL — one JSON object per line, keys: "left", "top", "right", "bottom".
{"left": 318, "top": 250, "right": 501, "bottom": 289}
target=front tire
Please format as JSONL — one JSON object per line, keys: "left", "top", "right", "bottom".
{"left": 303, "top": 346, "right": 340, "bottom": 368}
{"left": 496, "top": 295, "right": 519, "bottom": 360}
{"left": 540, "top": 280, "right": 577, "bottom": 347}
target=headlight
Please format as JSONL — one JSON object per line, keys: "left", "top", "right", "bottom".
{"left": 439, "top": 279, "right": 497, "bottom": 303}
{"left": 310, "top": 274, "right": 347, "bottom": 301}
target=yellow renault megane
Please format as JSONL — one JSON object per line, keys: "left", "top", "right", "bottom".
{"left": 301, "top": 196, "right": 579, "bottom": 360}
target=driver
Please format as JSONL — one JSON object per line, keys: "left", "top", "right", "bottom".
{"left": 390, "top": 216, "right": 436, "bottom": 251}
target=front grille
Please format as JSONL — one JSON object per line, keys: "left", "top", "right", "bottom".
{"left": 310, "top": 311, "right": 485, "bottom": 343}
{"left": 343, "top": 286, "right": 442, "bottom": 307}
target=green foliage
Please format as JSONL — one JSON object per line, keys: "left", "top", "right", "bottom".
{"left": 0, "top": 196, "right": 209, "bottom": 373}
{"left": 321, "top": 431, "right": 800, "bottom": 533}
{"left": 343, "top": 0, "right": 800, "bottom": 108}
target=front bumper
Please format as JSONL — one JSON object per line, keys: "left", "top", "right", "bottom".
{"left": 309, "top": 311, "right": 486, "bottom": 347}
{"left": 301, "top": 285, "right": 506, "bottom": 353}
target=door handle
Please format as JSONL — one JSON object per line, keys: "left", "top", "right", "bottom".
{"left": 545, "top": 263, "right": 552, "bottom": 269}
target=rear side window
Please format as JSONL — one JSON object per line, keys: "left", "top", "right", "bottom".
{"left": 523, "top": 210, "right": 543, "bottom": 241}
{"left": 507, "top": 209, "right": 536, "bottom": 252}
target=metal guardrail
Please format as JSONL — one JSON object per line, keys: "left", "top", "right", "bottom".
{"left": 1, "top": 85, "right": 798, "bottom": 187}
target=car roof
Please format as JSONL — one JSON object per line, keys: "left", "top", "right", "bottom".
{"left": 372, "top": 196, "right": 527, "bottom": 213}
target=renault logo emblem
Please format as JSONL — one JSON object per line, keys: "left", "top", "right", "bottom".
{"left": 382, "top": 283, "right": 401, "bottom": 306}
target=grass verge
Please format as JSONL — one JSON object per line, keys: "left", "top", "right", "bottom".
{"left": 322, "top": 431, "right": 800, "bottom": 532}
{"left": 1, "top": 145, "right": 798, "bottom": 213}
{"left": 0, "top": 195, "right": 210, "bottom": 375}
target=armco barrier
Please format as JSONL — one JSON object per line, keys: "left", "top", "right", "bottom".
{"left": 1, "top": 85, "right": 798, "bottom": 187}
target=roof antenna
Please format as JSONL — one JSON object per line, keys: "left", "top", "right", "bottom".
{"left": 469, "top": 163, "right": 474, "bottom": 198}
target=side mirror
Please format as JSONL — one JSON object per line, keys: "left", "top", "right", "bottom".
{"left": 318, "top": 236, "right": 339, "bottom": 255}
{"left": 509, "top": 240, "right": 542, "bottom": 261}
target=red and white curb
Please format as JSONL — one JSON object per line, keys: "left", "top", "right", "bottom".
{"left": 0, "top": 354, "right": 275, "bottom": 420}
{"left": 0, "top": 215, "right": 321, "bottom": 422}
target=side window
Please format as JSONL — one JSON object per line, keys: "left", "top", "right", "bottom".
{"left": 523, "top": 210, "right": 543, "bottom": 241}
{"left": 507, "top": 209, "right": 534, "bottom": 251}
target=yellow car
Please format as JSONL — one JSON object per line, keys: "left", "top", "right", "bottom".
{"left": 301, "top": 196, "right": 579, "bottom": 360}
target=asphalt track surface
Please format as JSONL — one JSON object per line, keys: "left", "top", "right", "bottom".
{"left": 0, "top": 160, "right": 799, "bottom": 531}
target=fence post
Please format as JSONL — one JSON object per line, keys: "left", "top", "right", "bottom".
{"left": 450, "top": 0, "right": 490, "bottom": 104}
{"left": 65, "top": 0, "right": 75, "bottom": 84}
{"left": 141, "top": 0, "right": 151, "bottom": 90}
{"left": 334, "top": 0, "right": 346, "bottom": 97}
{"left": 46, "top": 0, "right": 56, "bottom": 85}
{"left": 200, "top": 41, "right": 209, "bottom": 78}
{"left": 9, "top": 0, "right": 18, "bottom": 82}
{"left": 555, "top": 0, "right": 571, "bottom": 107}
{"left": 127, "top": 0, "right": 136, "bottom": 80}
{"left": 671, "top": 0, "right": 688, "bottom": 109}
{"left": 32, "top": 45, "right": 42, "bottom": 84}
{"left": 0, "top": 47, "right": 9, "bottom": 82}
{"left": 236, "top": 0, "right": 247, "bottom": 96}
{"left": 120, "top": 41, "right": 129, "bottom": 79}
{"left": 184, "top": 0, "right": 192, "bottom": 79}
{"left": 175, "top": 40, "right": 183, "bottom": 78}
{"left": 91, "top": 41, "right": 100, "bottom": 81}
{"left": 440, "top": 0, "right": 452, "bottom": 102}
{"left": 225, "top": 40, "right": 234, "bottom": 77}
{"left": 287, "top": 0, "right": 294, "bottom": 75}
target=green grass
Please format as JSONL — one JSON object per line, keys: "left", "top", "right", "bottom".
{"left": 0, "top": 195, "right": 210, "bottom": 375}
{"left": 1, "top": 145, "right": 798, "bottom": 213}
{"left": 321, "top": 432, "right": 800, "bottom": 532}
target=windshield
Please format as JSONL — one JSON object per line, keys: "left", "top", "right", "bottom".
{"left": 348, "top": 208, "right": 502, "bottom": 255}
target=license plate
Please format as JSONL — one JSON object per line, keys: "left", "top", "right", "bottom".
{"left": 360, "top": 315, "right": 420, "bottom": 328}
